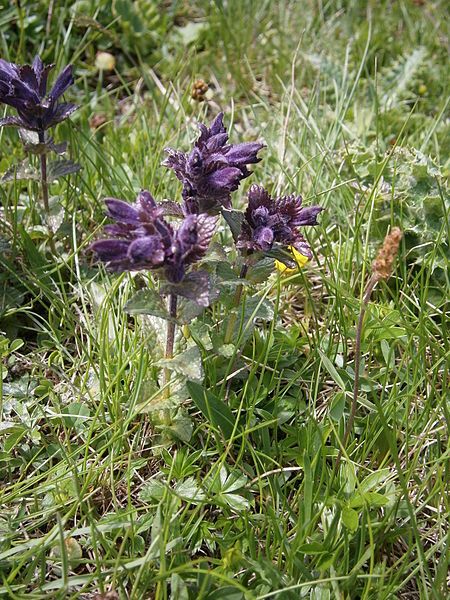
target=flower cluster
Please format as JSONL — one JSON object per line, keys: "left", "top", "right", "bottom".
{"left": 163, "top": 112, "right": 264, "bottom": 213}
{"left": 90, "top": 190, "right": 217, "bottom": 284}
{"left": 0, "top": 55, "right": 77, "bottom": 133}
{"left": 92, "top": 114, "right": 323, "bottom": 288}
{"left": 237, "top": 185, "right": 323, "bottom": 259}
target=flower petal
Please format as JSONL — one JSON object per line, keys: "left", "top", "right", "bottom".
{"left": 177, "top": 213, "right": 217, "bottom": 264}
{"left": 46, "top": 102, "right": 78, "bottom": 127}
{"left": 247, "top": 184, "right": 271, "bottom": 211}
{"left": 292, "top": 239, "right": 312, "bottom": 259}
{"left": 254, "top": 226, "right": 274, "bottom": 251}
{"left": 162, "top": 148, "right": 187, "bottom": 181}
{"left": 294, "top": 206, "right": 324, "bottom": 226}
{"left": 164, "top": 113, "right": 264, "bottom": 212}
{"left": 206, "top": 166, "right": 242, "bottom": 192}
{"left": 225, "top": 141, "right": 265, "bottom": 165}
{"left": 32, "top": 55, "right": 54, "bottom": 99}
{"left": 0, "top": 59, "right": 18, "bottom": 79}
{"left": 90, "top": 239, "right": 130, "bottom": 261}
{"left": 204, "top": 132, "right": 228, "bottom": 152}
{"left": 10, "top": 77, "right": 41, "bottom": 104}
{"left": 105, "top": 198, "right": 141, "bottom": 224}
{"left": 18, "top": 65, "right": 39, "bottom": 94}
{"left": 48, "top": 65, "right": 74, "bottom": 101}
{"left": 137, "top": 189, "right": 159, "bottom": 215}
{"left": 127, "top": 236, "right": 165, "bottom": 265}
{"left": 209, "top": 112, "right": 225, "bottom": 136}
{"left": 0, "top": 115, "right": 24, "bottom": 128}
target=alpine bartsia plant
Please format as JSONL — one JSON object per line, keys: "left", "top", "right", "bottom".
{"left": 163, "top": 112, "right": 264, "bottom": 213}
{"left": 237, "top": 184, "right": 323, "bottom": 259}
{"left": 91, "top": 190, "right": 218, "bottom": 424}
{"left": 0, "top": 56, "right": 79, "bottom": 249}
{"left": 0, "top": 56, "right": 77, "bottom": 132}
{"left": 91, "top": 111, "right": 323, "bottom": 436}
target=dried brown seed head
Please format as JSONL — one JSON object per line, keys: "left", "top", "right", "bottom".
{"left": 372, "top": 227, "right": 403, "bottom": 280}
{"left": 192, "top": 79, "right": 209, "bottom": 101}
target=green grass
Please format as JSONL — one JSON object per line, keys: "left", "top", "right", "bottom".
{"left": 0, "top": 1, "right": 449, "bottom": 598}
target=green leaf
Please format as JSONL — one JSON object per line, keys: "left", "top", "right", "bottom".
{"left": 177, "top": 298, "right": 205, "bottom": 324}
{"left": 220, "top": 492, "right": 249, "bottom": 511}
{"left": 341, "top": 506, "right": 359, "bottom": 532}
{"left": 1, "top": 160, "right": 39, "bottom": 182}
{"left": 316, "top": 552, "right": 335, "bottom": 570}
{"left": 205, "top": 587, "right": 244, "bottom": 600}
{"left": 19, "top": 226, "right": 49, "bottom": 272}
{"left": 359, "top": 468, "right": 391, "bottom": 493}
{"left": 297, "top": 542, "right": 326, "bottom": 554}
{"left": 187, "top": 381, "right": 236, "bottom": 439}
{"left": 170, "top": 573, "right": 189, "bottom": 600}
{"left": 318, "top": 350, "right": 346, "bottom": 391}
{"left": 349, "top": 492, "right": 389, "bottom": 508}
{"left": 125, "top": 289, "right": 176, "bottom": 321}
{"left": 168, "top": 411, "right": 193, "bottom": 443}
{"left": 174, "top": 477, "right": 205, "bottom": 503}
{"left": 220, "top": 467, "right": 247, "bottom": 493}
{"left": 48, "top": 160, "right": 81, "bottom": 181}
{"left": 4, "top": 427, "right": 27, "bottom": 452}
{"left": 265, "top": 245, "right": 297, "bottom": 267}
{"left": 47, "top": 196, "right": 65, "bottom": 232}
{"left": 139, "top": 479, "right": 166, "bottom": 502}
{"left": 221, "top": 209, "right": 244, "bottom": 242}
{"left": 63, "top": 402, "right": 90, "bottom": 430}
{"left": 242, "top": 296, "right": 274, "bottom": 324}
{"left": 159, "top": 346, "right": 203, "bottom": 382}
{"left": 215, "top": 261, "right": 245, "bottom": 285}
{"left": 246, "top": 257, "right": 275, "bottom": 284}
{"left": 329, "top": 392, "right": 346, "bottom": 420}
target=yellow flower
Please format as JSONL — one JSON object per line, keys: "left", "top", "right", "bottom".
{"left": 275, "top": 246, "right": 309, "bottom": 274}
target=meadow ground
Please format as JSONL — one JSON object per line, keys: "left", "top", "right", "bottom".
{"left": 0, "top": 1, "right": 449, "bottom": 598}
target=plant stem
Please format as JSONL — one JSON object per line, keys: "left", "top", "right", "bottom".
{"left": 334, "top": 273, "right": 380, "bottom": 473}
{"left": 38, "top": 131, "right": 56, "bottom": 253}
{"left": 165, "top": 294, "right": 178, "bottom": 362}
{"left": 223, "top": 263, "right": 248, "bottom": 344}
{"left": 40, "top": 152, "right": 50, "bottom": 215}
{"left": 163, "top": 293, "right": 178, "bottom": 399}
{"left": 38, "top": 132, "right": 50, "bottom": 215}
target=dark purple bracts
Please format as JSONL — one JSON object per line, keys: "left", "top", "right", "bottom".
{"left": 91, "top": 190, "right": 217, "bottom": 283}
{"left": 0, "top": 55, "right": 77, "bottom": 132}
{"left": 163, "top": 113, "right": 264, "bottom": 213}
{"left": 237, "top": 185, "right": 323, "bottom": 258}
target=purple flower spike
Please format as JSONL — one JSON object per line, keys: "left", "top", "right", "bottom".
{"left": 163, "top": 112, "right": 264, "bottom": 213}
{"left": 91, "top": 190, "right": 217, "bottom": 284}
{"left": 0, "top": 55, "right": 77, "bottom": 133}
{"left": 237, "top": 184, "right": 323, "bottom": 257}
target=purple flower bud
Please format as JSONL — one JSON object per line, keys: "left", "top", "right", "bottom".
{"left": 254, "top": 226, "right": 274, "bottom": 250}
{"left": 127, "top": 236, "right": 165, "bottom": 266}
{"left": 105, "top": 198, "right": 141, "bottom": 225}
{"left": 0, "top": 56, "right": 77, "bottom": 133}
{"left": 237, "top": 184, "right": 323, "bottom": 256}
{"left": 164, "top": 112, "right": 264, "bottom": 213}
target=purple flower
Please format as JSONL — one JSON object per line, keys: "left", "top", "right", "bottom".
{"left": 91, "top": 190, "right": 217, "bottom": 283}
{"left": 0, "top": 56, "right": 77, "bottom": 132}
{"left": 163, "top": 112, "right": 264, "bottom": 213}
{"left": 237, "top": 185, "right": 323, "bottom": 258}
